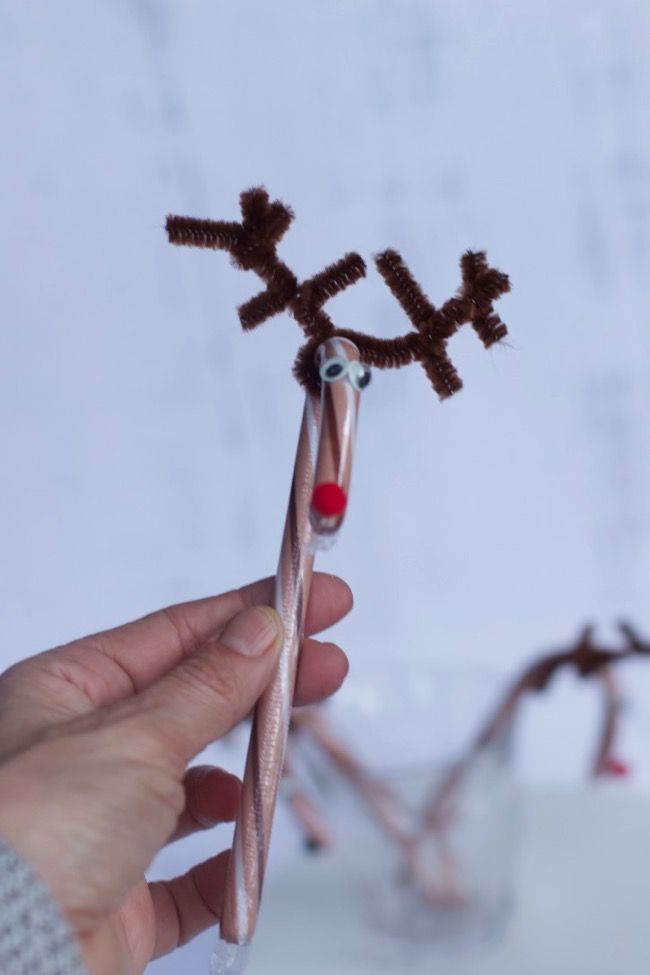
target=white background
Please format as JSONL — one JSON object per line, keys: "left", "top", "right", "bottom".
{"left": 1, "top": 1, "right": 650, "bottom": 969}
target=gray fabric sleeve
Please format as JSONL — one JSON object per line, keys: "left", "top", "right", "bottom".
{"left": 0, "top": 839, "right": 86, "bottom": 975}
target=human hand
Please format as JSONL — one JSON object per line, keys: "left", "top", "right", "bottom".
{"left": 0, "top": 573, "right": 352, "bottom": 975}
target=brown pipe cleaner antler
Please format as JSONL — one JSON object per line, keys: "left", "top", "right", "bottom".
{"left": 420, "top": 621, "right": 650, "bottom": 833}
{"left": 166, "top": 187, "right": 510, "bottom": 398}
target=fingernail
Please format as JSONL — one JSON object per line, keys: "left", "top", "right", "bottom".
{"left": 220, "top": 606, "right": 283, "bottom": 657}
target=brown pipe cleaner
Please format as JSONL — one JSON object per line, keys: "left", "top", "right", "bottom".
{"left": 420, "top": 621, "right": 650, "bottom": 832}
{"left": 166, "top": 187, "right": 511, "bottom": 398}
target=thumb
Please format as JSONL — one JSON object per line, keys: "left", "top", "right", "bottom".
{"left": 129, "top": 606, "right": 283, "bottom": 768}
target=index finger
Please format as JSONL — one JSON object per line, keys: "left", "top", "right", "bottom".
{"left": 66, "top": 573, "right": 353, "bottom": 694}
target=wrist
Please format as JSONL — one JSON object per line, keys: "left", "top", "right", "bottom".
{"left": 0, "top": 773, "right": 29, "bottom": 854}
{"left": 0, "top": 760, "right": 56, "bottom": 899}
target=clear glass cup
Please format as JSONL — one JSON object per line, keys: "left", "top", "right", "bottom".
{"left": 289, "top": 664, "right": 521, "bottom": 964}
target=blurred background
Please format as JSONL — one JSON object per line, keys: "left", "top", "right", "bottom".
{"left": 1, "top": 1, "right": 650, "bottom": 972}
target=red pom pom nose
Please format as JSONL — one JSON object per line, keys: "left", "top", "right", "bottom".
{"left": 311, "top": 482, "right": 347, "bottom": 518}
{"left": 603, "top": 758, "right": 631, "bottom": 778}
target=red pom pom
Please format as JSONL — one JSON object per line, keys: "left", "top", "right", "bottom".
{"left": 311, "top": 482, "right": 347, "bottom": 517}
{"left": 603, "top": 758, "right": 631, "bottom": 778}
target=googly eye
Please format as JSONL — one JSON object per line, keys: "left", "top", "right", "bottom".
{"left": 347, "top": 361, "right": 372, "bottom": 391}
{"left": 319, "top": 356, "right": 348, "bottom": 383}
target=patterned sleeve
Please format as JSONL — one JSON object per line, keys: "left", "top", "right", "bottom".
{"left": 0, "top": 840, "right": 85, "bottom": 975}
